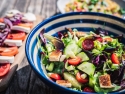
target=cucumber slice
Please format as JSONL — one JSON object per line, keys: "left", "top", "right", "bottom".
{"left": 63, "top": 72, "right": 82, "bottom": 89}
{"left": 77, "top": 52, "right": 89, "bottom": 61}
{"left": 64, "top": 41, "right": 82, "bottom": 58}
{"left": 77, "top": 62, "right": 95, "bottom": 76}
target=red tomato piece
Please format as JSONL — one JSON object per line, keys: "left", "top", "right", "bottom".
{"left": 7, "top": 31, "right": 26, "bottom": 41}
{"left": 77, "top": 8, "right": 82, "bottom": 12}
{"left": 0, "top": 46, "right": 18, "bottom": 56}
{"left": 50, "top": 73, "right": 61, "bottom": 80}
{"left": 83, "top": 87, "right": 94, "bottom": 92}
{"left": 96, "top": 37, "right": 103, "bottom": 42}
{"left": 82, "top": 39, "right": 94, "bottom": 50}
{"left": 76, "top": 72, "right": 88, "bottom": 83}
{"left": 68, "top": 57, "right": 81, "bottom": 65}
{"left": 0, "top": 18, "right": 4, "bottom": 23}
{"left": 0, "top": 63, "right": 10, "bottom": 77}
{"left": 111, "top": 53, "right": 120, "bottom": 64}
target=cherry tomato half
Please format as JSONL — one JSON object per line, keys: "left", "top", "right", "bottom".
{"left": 50, "top": 73, "right": 61, "bottom": 80}
{"left": 111, "top": 53, "right": 120, "bottom": 64}
{"left": 0, "top": 63, "right": 10, "bottom": 77}
{"left": 76, "top": 72, "right": 88, "bottom": 83}
{"left": 7, "top": 31, "right": 26, "bottom": 41}
{"left": 0, "top": 46, "right": 18, "bottom": 56}
{"left": 68, "top": 57, "right": 81, "bottom": 65}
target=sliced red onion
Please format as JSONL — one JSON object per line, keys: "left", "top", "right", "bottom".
{"left": 4, "top": 18, "right": 13, "bottom": 29}
{"left": 39, "top": 28, "right": 47, "bottom": 45}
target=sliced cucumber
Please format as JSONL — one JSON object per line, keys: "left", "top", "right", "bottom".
{"left": 77, "top": 62, "right": 95, "bottom": 76}
{"left": 77, "top": 52, "right": 89, "bottom": 61}
{"left": 64, "top": 41, "right": 82, "bottom": 58}
{"left": 63, "top": 72, "right": 82, "bottom": 89}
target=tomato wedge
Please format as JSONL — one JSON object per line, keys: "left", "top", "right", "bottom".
{"left": 50, "top": 73, "right": 61, "bottom": 80}
{"left": 0, "top": 63, "right": 10, "bottom": 77}
{"left": 0, "top": 46, "right": 18, "bottom": 56}
{"left": 18, "top": 23, "right": 33, "bottom": 28}
{"left": 7, "top": 31, "right": 26, "bottom": 41}
{"left": 68, "top": 57, "right": 81, "bottom": 65}
{"left": 96, "top": 37, "right": 103, "bottom": 42}
{"left": 0, "top": 18, "right": 4, "bottom": 23}
{"left": 111, "top": 53, "right": 120, "bottom": 64}
{"left": 76, "top": 72, "right": 88, "bottom": 83}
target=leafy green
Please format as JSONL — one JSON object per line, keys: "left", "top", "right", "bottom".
{"left": 62, "top": 32, "right": 72, "bottom": 46}
{"left": 46, "top": 42, "right": 54, "bottom": 53}
{"left": 92, "top": 49, "right": 102, "bottom": 55}
{"left": 42, "top": 55, "right": 48, "bottom": 65}
{"left": 94, "top": 40, "right": 106, "bottom": 51}
{"left": 119, "top": 8, "right": 125, "bottom": 14}
{"left": 52, "top": 62, "right": 64, "bottom": 74}
{"left": 90, "top": 0, "right": 99, "bottom": 5}
{"left": 37, "top": 36, "right": 49, "bottom": 65}
{"left": 103, "top": 60, "right": 120, "bottom": 72}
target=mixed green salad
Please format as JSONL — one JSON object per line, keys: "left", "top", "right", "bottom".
{"left": 37, "top": 27, "right": 125, "bottom": 93}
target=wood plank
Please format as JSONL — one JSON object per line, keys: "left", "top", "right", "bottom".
{"left": 0, "top": 0, "right": 4, "bottom": 9}
{"left": 41, "top": 0, "right": 57, "bottom": 18}
{"left": 27, "top": 0, "right": 36, "bottom": 13}
{"left": 33, "top": 0, "right": 43, "bottom": 15}
{"left": 14, "top": 0, "right": 27, "bottom": 12}
{"left": 23, "top": 0, "right": 31, "bottom": 13}
{"left": 0, "top": 0, "right": 16, "bottom": 17}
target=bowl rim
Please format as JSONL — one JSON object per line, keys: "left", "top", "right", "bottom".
{"left": 25, "top": 12, "right": 125, "bottom": 94}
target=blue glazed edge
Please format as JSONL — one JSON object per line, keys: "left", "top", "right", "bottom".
{"left": 25, "top": 12, "right": 125, "bottom": 94}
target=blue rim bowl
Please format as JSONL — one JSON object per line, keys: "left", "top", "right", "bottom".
{"left": 25, "top": 12, "right": 125, "bottom": 94}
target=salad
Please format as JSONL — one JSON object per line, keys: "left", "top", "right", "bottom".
{"left": 0, "top": 10, "right": 36, "bottom": 77}
{"left": 37, "top": 27, "right": 125, "bottom": 93}
{"left": 65, "top": 0, "right": 125, "bottom": 18}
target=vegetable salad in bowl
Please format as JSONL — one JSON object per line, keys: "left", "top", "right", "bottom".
{"left": 37, "top": 27, "right": 125, "bottom": 93}
{"left": 25, "top": 12, "right": 125, "bottom": 94}
{"left": 65, "top": 0, "right": 125, "bottom": 18}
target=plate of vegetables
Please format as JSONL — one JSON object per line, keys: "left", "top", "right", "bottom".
{"left": 0, "top": 10, "right": 36, "bottom": 91}
{"left": 25, "top": 12, "right": 125, "bottom": 94}
{"left": 57, "top": 0, "right": 125, "bottom": 18}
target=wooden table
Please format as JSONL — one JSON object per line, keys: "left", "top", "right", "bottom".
{"left": 0, "top": 0, "right": 60, "bottom": 94}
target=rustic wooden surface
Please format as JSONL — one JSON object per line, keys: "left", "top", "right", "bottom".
{"left": 0, "top": 0, "right": 60, "bottom": 94}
